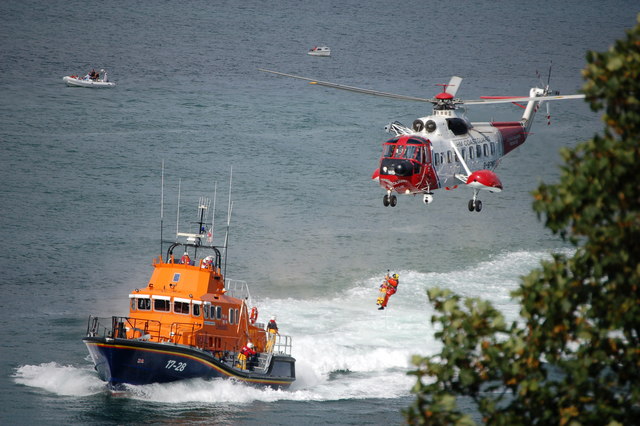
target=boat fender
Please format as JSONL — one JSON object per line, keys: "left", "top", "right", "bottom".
{"left": 250, "top": 306, "right": 258, "bottom": 324}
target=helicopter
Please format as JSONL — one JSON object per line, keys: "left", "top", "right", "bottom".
{"left": 259, "top": 68, "right": 585, "bottom": 212}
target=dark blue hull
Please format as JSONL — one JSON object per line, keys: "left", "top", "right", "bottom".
{"left": 83, "top": 337, "right": 295, "bottom": 389}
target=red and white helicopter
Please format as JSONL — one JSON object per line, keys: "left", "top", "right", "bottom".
{"left": 259, "top": 67, "right": 585, "bottom": 212}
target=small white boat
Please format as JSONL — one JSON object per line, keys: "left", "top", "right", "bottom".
{"left": 308, "top": 46, "right": 331, "bottom": 57}
{"left": 63, "top": 69, "right": 115, "bottom": 88}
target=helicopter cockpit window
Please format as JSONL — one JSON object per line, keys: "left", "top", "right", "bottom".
{"left": 383, "top": 144, "right": 395, "bottom": 157}
{"left": 394, "top": 145, "right": 406, "bottom": 158}
{"left": 404, "top": 145, "right": 417, "bottom": 160}
{"left": 415, "top": 147, "right": 423, "bottom": 163}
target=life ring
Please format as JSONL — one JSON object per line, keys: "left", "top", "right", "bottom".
{"left": 249, "top": 307, "right": 258, "bottom": 324}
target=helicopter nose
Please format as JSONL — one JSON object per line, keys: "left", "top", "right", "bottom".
{"left": 393, "top": 160, "right": 414, "bottom": 177}
{"left": 380, "top": 159, "right": 414, "bottom": 177}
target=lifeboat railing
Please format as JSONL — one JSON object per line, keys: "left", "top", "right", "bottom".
{"left": 85, "top": 316, "right": 163, "bottom": 341}
{"left": 169, "top": 321, "right": 200, "bottom": 345}
{"left": 224, "top": 279, "right": 252, "bottom": 303}
{"left": 269, "top": 334, "right": 293, "bottom": 356}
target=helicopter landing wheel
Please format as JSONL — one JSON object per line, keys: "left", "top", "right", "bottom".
{"left": 390, "top": 195, "right": 397, "bottom": 207}
{"left": 383, "top": 194, "right": 390, "bottom": 207}
{"left": 468, "top": 199, "right": 482, "bottom": 212}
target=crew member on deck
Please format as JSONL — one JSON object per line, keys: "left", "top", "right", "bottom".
{"left": 265, "top": 316, "right": 279, "bottom": 352}
{"left": 181, "top": 251, "right": 191, "bottom": 265}
{"left": 377, "top": 273, "right": 399, "bottom": 310}
{"left": 237, "top": 342, "right": 256, "bottom": 370}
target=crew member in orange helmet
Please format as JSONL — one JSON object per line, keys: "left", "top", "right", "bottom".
{"left": 377, "top": 273, "right": 399, "bottom": 310}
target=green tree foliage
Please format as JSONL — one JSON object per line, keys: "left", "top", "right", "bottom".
{"left": 405, "top": 15, "right": 640, "bottom": 425}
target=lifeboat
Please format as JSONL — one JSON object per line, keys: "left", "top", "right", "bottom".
{"left": 82, "top": 192, "right": 295, "bottom": 390}
{"left": 63, "top": 69, "right": 115, "bottom": 88}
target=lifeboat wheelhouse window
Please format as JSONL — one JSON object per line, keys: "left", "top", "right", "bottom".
{"left": 174, "top": 298, "right": 190, "bottom": 315}
{"left": 476, "top": 145, "right": 482, "bottom": 158}
{"left": 469, "top": 147, "right": 475, "bottom": 159}
{"left": 203, "top": 302, "right": 211, "bottom": 319}
{"left": 131, "top": 295, "right": 151, "bottom": 311}
{"left": 153, "top": 296, "right": 170, "bottom": 312}
{"left": 447, "top": 151, "right": 453, "bottom": 163}
{"left": 192, "top": 301, "right": 201, "bottom": 317}
{"left": 490, "top": 142, "right": 496, "bottom": 155}
{"left": 229, "top": 308, "right": 234, "bottom": 324}
{"left": 483, "top": 144, "right": 489, "bottom": 156}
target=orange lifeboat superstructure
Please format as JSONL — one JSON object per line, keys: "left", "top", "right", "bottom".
{"left": 83, "top": 194, "right": 295, "bottom": 389}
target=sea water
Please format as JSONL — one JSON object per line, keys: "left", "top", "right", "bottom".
{"left": 1, "top": 0, "right": 637, "bottom": 424}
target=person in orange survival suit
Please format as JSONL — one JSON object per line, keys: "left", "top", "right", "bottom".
{"left": 377, "top": 273, "right": 399, "bottom": 310}
{"left": 237, "top": 342, "right": 256, "bottom": 370}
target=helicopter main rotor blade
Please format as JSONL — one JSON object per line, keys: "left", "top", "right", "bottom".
{"left": 462, "top": 93, "right": 585, "bottom": 105}
{"left": 445, "top": 76, "right": 463, "bottom": 97}
{"left": 258, "top": 68, "right": 435, "bottom": 103}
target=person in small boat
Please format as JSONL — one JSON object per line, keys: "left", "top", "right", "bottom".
{"left": 265, "top": 316, "right": 279, "bottom": 352}
{"left": 377, "top": 273, "right": 399, "bottom": 310}
{"left": 237, "top": 342, "right": 256, "bottom": 370}
{"left": 181, "top": 251, "right": 191, "bottom": 265}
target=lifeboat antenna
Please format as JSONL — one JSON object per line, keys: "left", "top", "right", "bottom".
{"left": 176, "top": 178, "right": 182, "bottom": 240}
{"left": 223, "top": 167, "right": 233, "bottom": 278}
{"left": 160, "top": 160, "right": 165, "bottom": 257}
{"left": 210, "top": 181, "right": 217, "bottom": 244}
